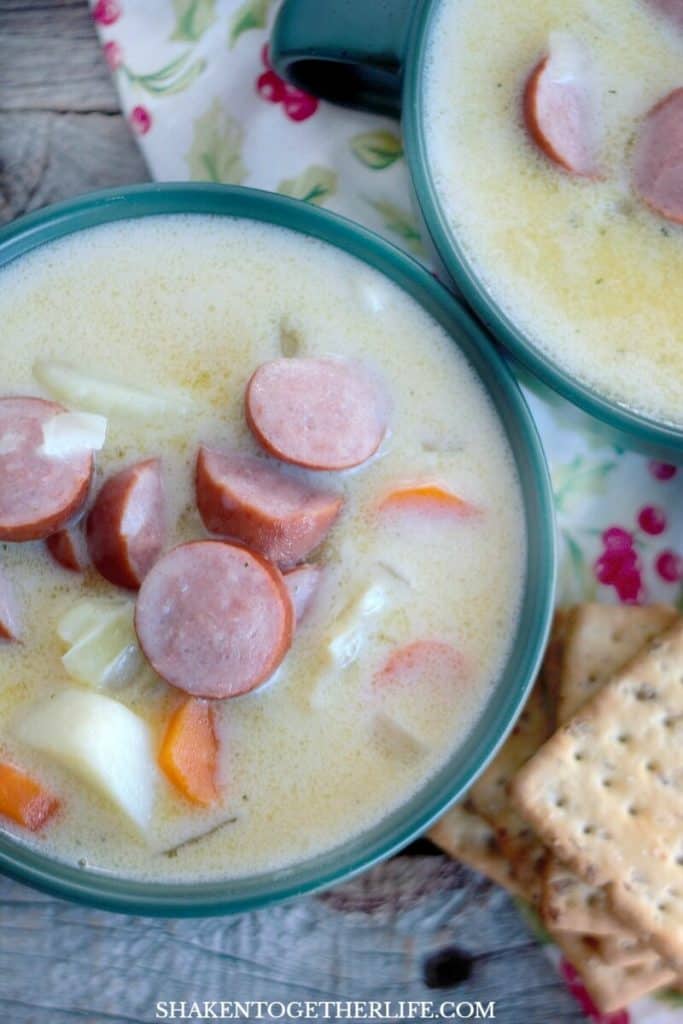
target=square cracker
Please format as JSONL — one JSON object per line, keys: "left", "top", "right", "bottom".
{"left": 513, "top": 617, "right": 683, "bottom": 971}
{"left": 469, "top": 683, "right": 551, "bottom": 904}
{"left": 544, "top": 604, "right": 677, "bottom": 935}
{"left": 557, "top": 603, "right": 677, "bottom": 725}
{"left": 551, "top": 930, "right": 676, "bottom": 1013}
{"left": 428, "top": 801, "right": 524, "bottom": 898}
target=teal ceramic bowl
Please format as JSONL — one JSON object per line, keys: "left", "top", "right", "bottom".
{"left": 272, "top": 0, "right": 683, "bottom": 458}
{"left": 0, "top": 184, "right": 555, "bottom": 915}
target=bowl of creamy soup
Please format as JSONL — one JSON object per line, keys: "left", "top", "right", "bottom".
{"left": 272, "top": 0, "right": 683, "bottom": 454}
{"left": 0, "top": 184, "right": 554, "bottom": 914}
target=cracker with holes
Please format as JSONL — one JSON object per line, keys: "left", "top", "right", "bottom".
{"left": 428, "top": 800, "right": 524, "bottom": 897}
{"left": 543, "top": 603, "right": 677, "bottom": 935}
{"left": 469, "top": 681, "right": 552, "bottom": 904}
{"left": 513, "top": 617, "right": 683, "bottom": 972}
{"left": 550, "top": 929, "right": 677, "bottom": 1013}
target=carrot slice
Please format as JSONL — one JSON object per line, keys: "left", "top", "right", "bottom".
{"left": 378, "top": 484, "right": 477, "bottom": 519}
{"left": 374, "top": 640, "right": 464, "bottom": 689}
{"left": 0, "top": 762, "right": 59, "bottom": 831}
{"left": 159, "top": 698, "right": 219, "bottom": 807}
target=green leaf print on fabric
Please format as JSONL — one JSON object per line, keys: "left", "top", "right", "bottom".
{"left": 558, "top": 528, "right": 596, "bottom": 604}
{"left": 229, "top": 0, "right": 273, "bottom": 47}
{"left": 187, "top": 101, "right": 246, "bottom": 184}
{"left": 278, "top": 166, "right": 337, "bottom": 205}
{"left": 351, "top": 130, "right": 403, "bottom": 169}
{"left": 656, "top": 988, "right": 683, "bottom": 1006}
{"left": 367, "top": 199, "right": 424, "bottom": 255}
{"left": 512, "top": 897, "right": 552, "bottom": 945}
{"left": 170, "top": 0, "right": 217, "bottom": 41}
{"left": 124, "top": 51, "right": 206, "bottom": 96}
{"left": 552, "top": 455, "right": 617, "bottom": 516}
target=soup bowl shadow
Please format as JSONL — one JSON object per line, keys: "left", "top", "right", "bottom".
{"left": 0, "top": 184, "right": 556, "bottom": 916}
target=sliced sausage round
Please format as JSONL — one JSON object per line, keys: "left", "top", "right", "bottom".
{"left": 523, "top": 41, "right": 598, "bottom": 178}
{"left": 633, "top": 88, "right": 683, "bottom": 225}
{"left": 647, "top": 0, "right": 683, "bottom": 31}
{"left": 0, "top": 397, "right": 93, "bottom": 542}
{"left": 0, "top": 565, "right": 21, "bottom": 642}
{"left": 46, "top": 526, "right": 88, "bottom": 573}
{"left": 245, "top": 357, "right": 388, "bottom": 470}
{"left": 196, "top": 447, "right": 343, "bottom": 569}
{"left": 135, "top": 541, "right": 294, "bottom": 700}
{"left": 87, "top": 458, "right": 165, "bottom": 590}
{"left": 284, "top": 563, "right": 322, "bottom": 624}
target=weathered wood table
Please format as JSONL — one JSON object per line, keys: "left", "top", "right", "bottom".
{"left": 0, "top": 4, "right": 585, "bottom": 1022}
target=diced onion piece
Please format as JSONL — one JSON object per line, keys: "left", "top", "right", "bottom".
{"left": 59, "top": 597, "right": 143, "bottom": 689}
{"left": 18, "top": 689, "right": 157, "bottom": 832}
{"left": 39, "top": 412, "right": 107, "bottom": 458}
{"left": 34, "top": 360, "right": 194, "bottom": 422}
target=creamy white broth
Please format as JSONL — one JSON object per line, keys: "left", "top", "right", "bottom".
{"left": 0, "top": 215, "right": 525, "bottom": 880}
{"left": 424, "top": 0, "right": 683, "bottom": 427}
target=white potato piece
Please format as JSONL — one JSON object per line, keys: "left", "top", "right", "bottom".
{"left": 58, "top": 598, "right": 143, "bottom": 689}
{"left": 372, "top": 711, "right": 427, "bottom": 760}
{"left": 34, "top": 359, "right": 194, "bottom": 422}
{"left": 39, "top": 412, "right": 107, "bottom": 458}
{"left": 18, "top": 689, "right": 157, "bottom": 832}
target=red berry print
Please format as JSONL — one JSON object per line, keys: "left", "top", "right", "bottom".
{"left": 257, "top": 70, "right": 286, "bottom": 104}
{"left": 560, "top": 960, "right": 630, "bottom": 1024}
{"left": 594, "top": 526, "right": 643, "bottom": 604}
{"left": 656, "top": 550, "right": 683, "bottom": 583}
{"left": 103, "top": 40, "right": 122, "bottom": 70}
{"left": 649, "top": 460, "right": 678, "bottom": 481}
{"left": 637, "top": 504, "right": 667, "bottom": 536}
{"left": 283, "top": 87, "right": 319, "bottom": 122}
{"left": 602, "top": 526, "right": 633, "bottom": 552}
{"left": 255, "top": 43, "right": 319, "bottom": 121}
{"left": 129, "top": 105, "right": 152, "bottom": 135}
{"left": 92, "top": 0, "right": 121, "bottom": 26}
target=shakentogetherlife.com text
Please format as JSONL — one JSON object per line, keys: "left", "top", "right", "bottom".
{"left": 155, "top": 1001, "right": 497, "bottom": 1021}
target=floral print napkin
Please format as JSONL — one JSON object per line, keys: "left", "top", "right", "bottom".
{"left": 90, "top": 2, "right": 682, "bottom": 1020}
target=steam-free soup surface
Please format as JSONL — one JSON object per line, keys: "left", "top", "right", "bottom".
{"left": 424, "top": 0, "right": 683, "bottom": 427}
{"left": 0, "top": 215, "right": 525, "bottom": 880}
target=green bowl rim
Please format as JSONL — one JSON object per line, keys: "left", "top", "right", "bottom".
{"left": 0, "top": 183, "right": 556, "bottom": 916}
{"left": 402, "top": 0, "right": 683, "bottom": 453}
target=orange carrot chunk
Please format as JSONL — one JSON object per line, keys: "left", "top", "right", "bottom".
{"left": 0, "top": 762, "right": 59, "bottom": 831}
{"left": 159, "top": 698, "right": 219, "bottom": 807}
{"left": 378, "top": 484, "right": 477, "bottom": 519}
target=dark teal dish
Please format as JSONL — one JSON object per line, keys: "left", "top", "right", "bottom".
{"left": 272, "top": 0, "right": 683, "bottom": 457}
{"left": 0, "top": 184, "right": 555, "bottom": 915}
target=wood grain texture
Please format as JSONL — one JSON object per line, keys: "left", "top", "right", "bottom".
{"left": 0, "top": 859, "right": 585, "bottom": 1023}
{"left": 0, "top": 0, "right": 149, "bottom": 222}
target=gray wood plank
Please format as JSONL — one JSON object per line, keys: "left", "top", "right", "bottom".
{"left": 0, "top": 858, "right": 584, "bottom": 1024}
{"left": 0, "top": 110, "right": 149, "bottom": 222}
{"left": 0, "top": 0, "right": 120, "bottom": 113}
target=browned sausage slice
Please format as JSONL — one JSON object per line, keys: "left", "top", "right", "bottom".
{"left": 633, "top": 89, "right": 683, "bottom": 225}
{"left": 284, "top": 563, "right": 322, "bottom": 624}
{"left": 0, "top": 397, "right": 93, "bottom": 542}
{"left": 245, "top": 357, "right": 388, "bottom": 470}
{"left": 648, "top": 0, "right": 683, "bottom": 31}
{"left": 0, "top": 566, "right": 21, "bottom": 642}
{"left": 523, "top": 41, "right": 599, "bottom": 178}
{"left": 87, "top": 458, "right": 165, "bottom": 590}
{"left": 135, "top": 541, "right": 294, "bottom": 699}
{"left": 196, "top": 447, "right": 343, "bottom": 568}
{"left": 46, "top": 527, "right": 88, "bottom": 573}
